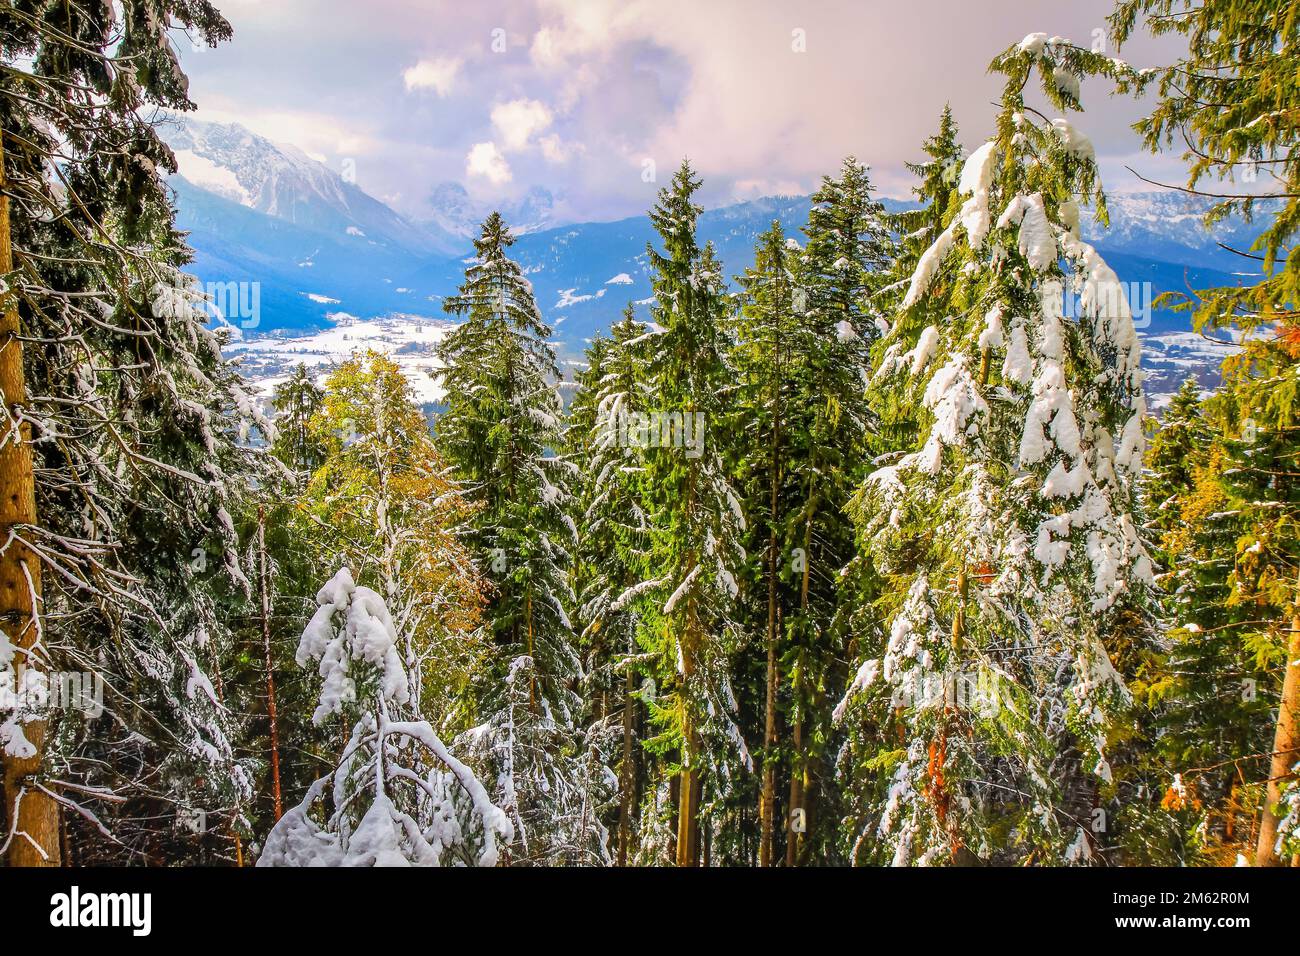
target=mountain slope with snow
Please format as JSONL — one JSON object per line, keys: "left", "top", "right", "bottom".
{"left": 163, "top": 117, "right": 442, "bottom": 255}
{"left": 163, "top": 116, "right": 1261, "bottom": 407}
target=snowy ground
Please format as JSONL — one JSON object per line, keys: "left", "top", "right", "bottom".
{"left": 1138, "top": 330, "right": 1239, "bottom": 410}
{"left": 226, "top": 313, "right": 454, "bottom": 407}
{"left": 225, "top": 314, "right": 1230, "bottom": 418}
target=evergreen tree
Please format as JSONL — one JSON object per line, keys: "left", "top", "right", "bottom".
{"left": 1112, "top": 0, "right": 1300, "bottom": 867}
{"left": 270, "top": 365, "right": 326, "bottom": 478}
{"left": 1141, "top": 379, "right": 1277, "bottom": 864}
{"left": 1, "top": 0, "right": 280, "bottom": 866}
{"left": 437, "top": 213, "right": 606, "bottom": 864}
{"left": 730, "top": 221, "right": 801, "bottom": 865}
{"left": 258, "top": 568, "right": 512, "bottom": 867}
{"left": 836, "top": 36, "right": 1155, "bottom": 865}
{"left": 635, "top": 162, "right": 749, "bottom": 866}
{"left": 568, "top": 307, "right": 657, "bottom": 864}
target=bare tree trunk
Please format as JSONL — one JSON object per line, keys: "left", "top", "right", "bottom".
{"left": 617, "top": 635, "right": 637, "bottom": 866}
{"left": 0, "top": 130, "right": 60, "bottom": 867}
{"left": 257, "top": 506, "right": 283, "bottom": 823}
{"left": 1256, "top": 610, "right": 1300, "bottom": 866}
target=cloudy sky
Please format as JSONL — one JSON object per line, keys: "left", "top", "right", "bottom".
{"left": 177, "top": 0, "right": 1185, "bottom": 222}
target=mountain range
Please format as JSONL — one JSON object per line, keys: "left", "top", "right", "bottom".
{"left": 161, "top": 116, "right": 1257, "bottom": 407}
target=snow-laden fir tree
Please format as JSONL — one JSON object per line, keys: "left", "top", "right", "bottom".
{"left": 870, "top": 106, "right": 965, "bottom": 452}
{"left": 566, "top": 307, "right": 657, "bottom": 864}
{"left": 1, "top": 0, "right": 283, "bottom": 866}
{"left": 782, "top": 158, "right": 898, "bottom": 865}
{"left": 632, "top": 161, "right": 748, "bottom": 866}
{"left": 258, "top": 568, "right": 512, "bottom": 867}
{"left": 730, "top": 220, "right": 802, "bottom": 866}
{"left": 437, "top": 213, "right": 609, "bottom": 864}
{"left": 835, "top": 36, "right": 1155, "bottom": 866}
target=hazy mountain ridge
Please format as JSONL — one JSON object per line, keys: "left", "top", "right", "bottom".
{"left": 165, "top": 116, "right": 1258, "bottom": 406}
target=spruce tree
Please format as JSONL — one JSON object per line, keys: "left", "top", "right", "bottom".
{"left": 1, "top": 0, "right": 282, "bottom": 866}
{"left": 730, "top": 221, "right": 807, "bottom": 865}
{"left": 836, "top": 37, "right": 1155, "bottom": 865}
{"left": 568, "top": 306, "right": 657, "bottom": 864}
{"left": 1112, "top": 0, "right": 1300, "bottom": 867}
{"left": 436, "top": 213, "right": 605, "bottom": 864}
{"left": 258, "top": 568, "right": 512, "bottom": 867}
{"left": 1142, "top": 379, "right": 1277, "bottom": 863}
{"left": 636, "top": 162, "right": 748, "bottom": 865}
{"left": 270, "top": 365, "right": 326, "bottom": 478}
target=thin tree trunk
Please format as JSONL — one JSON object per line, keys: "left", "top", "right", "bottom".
{"left": 257, "top": 506, "right": 283, "bottom": 823}
{"left": 1256, "top": 608, "right": 1300, "bottom": 866}
{"left": 784, "top": 706, "right": 803, "bottom": 868}
{"left": 525, "top": 592, "right": 537, "bottom": 712}
{"left": 617, "top": 632, "right": 637, "bottom": 866}
{"left": 0, "top": 129, "right": 60, "bottom": 866}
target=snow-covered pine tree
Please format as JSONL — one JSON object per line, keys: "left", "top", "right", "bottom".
{"left": 437, "top": 213, "right": 608, "bottom": 864}
{"left": 835, "top": 35, "right": 1155, "bottom": 866}
{"left": 258, "top": 568, "right": 512, "bottom": 866}
{"left": 568, "top": 306, "right": 657, "bottom": 864}
{"left": 832, "top": 108, "right": 967, "bottom": 866}
{"left": 871, "top": 107, "right": 965, "bottom": 452}
{"left": 782, "top": 158, "right": 898, "bottom": 865}
{"left": 730, "top": 220, "right": 801, "bottom": 866}
{"left": 564, "top": 332, "right": 612, "bottom": 708}
{"left": 1, "top": 1, "right": 282, "bottom": 866}
{"left": 635, "top": 161, "right": 749, "bottom": 866}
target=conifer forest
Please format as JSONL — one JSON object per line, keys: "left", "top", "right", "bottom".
{"left": 1, "top": 0, "right": 1299, "bottom": 902}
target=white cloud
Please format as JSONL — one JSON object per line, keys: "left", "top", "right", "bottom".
{"left": 491, "top": 98, "right": 554, "bottom": 151}
{"left": 539, "top": 133, "right": 578, "bottom": 164}
{"left": 466, "top": 141, "right": 512, "bottom": 184}
{"left": 403, "top": 57, "right": 461, "bottom": 96}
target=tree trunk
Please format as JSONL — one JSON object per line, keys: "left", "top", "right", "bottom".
{"left": 0, "top": 129, "right": 60, "bottom": 866}
{"left": 616, "top": 634, "right": 637, "bottom": 866}
{"left": 1256, "top": 610, "right": 1300, "bottom": 866}
{"left": 257, "top": 506, "right": 283, "bottom": 823}
{"left": 784, "top": 708, "right": 803, "bottom": 867}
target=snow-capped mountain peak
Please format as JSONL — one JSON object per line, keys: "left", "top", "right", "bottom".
{"left": 160, "top": 115, "right": 444, "bottom": 255}
{"left": 420, "top": 182, "right": 559, "bottom": 241}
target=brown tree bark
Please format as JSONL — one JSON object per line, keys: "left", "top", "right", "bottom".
{"left": 0, "top": 129, "right": 61, "bottom": 866}
{"left": 676, "top": 467, "right": 701, "bottom": 867}
{"left": 616, "top": 632, "right": 637, "bottom": 865}
{"left": 1256, "top": 611, "right": 1300, "bottom": 866}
